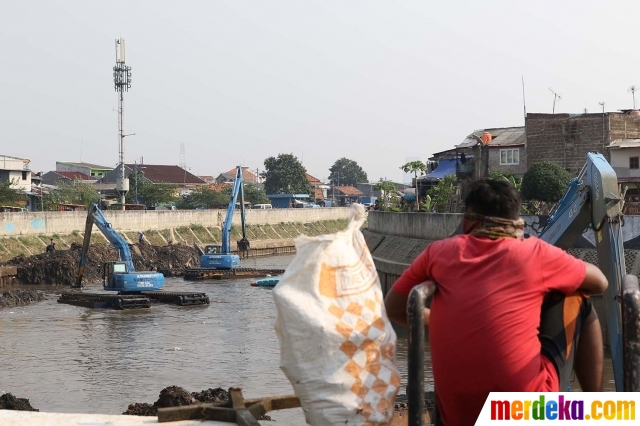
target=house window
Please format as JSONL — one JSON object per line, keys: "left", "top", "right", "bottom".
{"left": 631, "top": 157, "right": 639, "bottom": 170}
{"left": 500, "top": 148, "right": 519, "bottom": 165}
{"left": 21, "top": 171, "right": 27, "bottom": 180}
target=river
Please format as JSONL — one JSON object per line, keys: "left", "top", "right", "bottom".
{"left": 0, "top": 254, "right": 615, "bottom": 423}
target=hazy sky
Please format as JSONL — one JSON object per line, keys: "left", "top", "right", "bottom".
{"left": 1, "top": 1, "right": 639, "bottom": 183}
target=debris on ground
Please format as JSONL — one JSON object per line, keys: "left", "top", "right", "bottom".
{"left": 0, "top": 289, "right": 45, "bottom": 309}
{"left": 123, "top": 386, "right": 272, "bottom": 421}
{"left": 4, "top": 242, "right": 200, "bottom": 285}
{"left": 0, "top": 393, "right": 39, "bottom": 411}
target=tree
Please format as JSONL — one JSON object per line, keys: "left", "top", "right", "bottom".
{"left": 181, "top": 186, "right": 229, "bottom": 209}
{"left": 263, "top": 154, "right": 312, "bottom": 195}
{"left": 0, "top": 180, "right": 27, "bottom": 206}
{"left": 243, "top": 183, "right": 268, "bottom": 205}
{"left": 329, "top": 158, "right": 368, "bottom": 187}
{"left": 426, "top": 174, "right": 457, "bottom": 212}
{"left": 490, "top": 171, "right": 522, "bottom": 192}
{"left": 125, "top": 170, "right": 178, "bottom": 207}
{"left": 44, "top": 180, "right": 100, "bottom": 208}
{"left": 521, "top": 161, "right": 571, "bottom": 203}
{"left": 374, "top": 180, "right": 398, "bottom": 211}
{"left": 401, "top": 161, "right": 428, "bottom": 210}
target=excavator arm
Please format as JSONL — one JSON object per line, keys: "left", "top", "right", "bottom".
{"left": 221, "top": 166, "right": 248, "bottom": 254}
{"left": 540, "top": 152, "right": 627, "bottom": 390}
{"left": 75, "top": 204, "right": 135, "bottom": 288}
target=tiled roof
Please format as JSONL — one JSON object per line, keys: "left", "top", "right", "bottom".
{"left": 306, "top": 173, "right": 324, "bottom": 186}
{"left": 335, "top": 186, "right": 364, "bottom": 196}
{"left": 222, "top": 167, "right": 258, "bottom": 182}
{"left": 57, "top": 161, "right": 112, "bottom": 170}
{"left": 124, "top": 164, "right": 207, "bottom": 185}
{"left": 56, "top": 171, "right": 94, "bottom": 180}
{"left": 456, "top": 126, "right": 525, "bottom": 149}
{"left": 199, "top": 175, "right": 215, "bottom": 183}
{"left": 207, "top": 183, "right": 229, "bottom": 192}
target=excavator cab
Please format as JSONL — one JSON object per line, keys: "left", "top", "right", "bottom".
{"left": 103, "top": 261, "right": 127, "bottom": 290}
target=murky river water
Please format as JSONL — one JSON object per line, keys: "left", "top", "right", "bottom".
{"left": 0, "top": 254, "right": 616, "bottom": 423}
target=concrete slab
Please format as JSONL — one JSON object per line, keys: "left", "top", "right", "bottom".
{"left": 0, "top": 411, "right": 305, "bottom": 426}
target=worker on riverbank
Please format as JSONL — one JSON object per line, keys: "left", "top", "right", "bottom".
{"left": 45, "top": 238, "right": 55, "bottom": 253}
{"left": 384, "top": 178, "right": 608, "bottom": 426}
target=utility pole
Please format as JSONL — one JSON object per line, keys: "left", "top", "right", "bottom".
{"left": 114, "top": 38, "right": 133, "bottom": 210}
{"left": 629, "top": 86, "right": 638, "bottom": 109}
{"left": 599, "top": 101, "right": 606, "bottom": 152}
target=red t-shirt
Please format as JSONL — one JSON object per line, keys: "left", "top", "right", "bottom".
{"left": 392, "top": 234, "right": 587, "bottom": 426}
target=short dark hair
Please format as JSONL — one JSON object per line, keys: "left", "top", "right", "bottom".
{"left": 464, "top": 178, "right": 521, "bottom": 220}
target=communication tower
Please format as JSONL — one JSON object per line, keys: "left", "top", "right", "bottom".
{"left": 114, "top": 38, "right": 133, "bottom": 209}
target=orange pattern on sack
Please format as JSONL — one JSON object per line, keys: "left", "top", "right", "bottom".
{"left": 319, "top": 247, "right": 378, "bottom": 299}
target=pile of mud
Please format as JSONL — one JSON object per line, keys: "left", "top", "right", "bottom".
{"left": 0, "top": 393, "right": 39, "bottom": 411}
{"left": 0, "top": 289, "right": 45, "bottom": 309}
{"left": 123, "top": 386, "right": 272, "bottom": 421}
{"left": 4, "top": 242, "right": 199, "bottom": 286}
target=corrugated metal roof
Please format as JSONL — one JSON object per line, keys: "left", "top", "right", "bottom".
{"left": 57, "top": 161, "right": 112, "bottom": 170}
{"left": 455, "top": 127, "right": 525, "bottom": 149}
{"left": 609, "top": 139, "right": 640, "bottom": 149}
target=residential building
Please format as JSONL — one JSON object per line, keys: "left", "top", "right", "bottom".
{"left": 56, "top": 161, "right": 112, "bottom": 179}
{"left": 0, "top": 155, "right": 32, "bottom": 192}
{"left": 356, "top": 183, "right": 379, "bottom": 204}
{"left": 198, "top": 175, "right": 215, "bottom": 184}
{"left": 41, "top": 171, "right": 96, "bottom": 186}
{"left": 525, "top": 111, "right": 640, "bottom": 175}
{"left": 215, "top": 167, "right": 261, "bottom": 186}
{"left": 307, "top": 173, "right": 329, "bottom": 201}
{"left": 332, "top": 186, "right": 364, "bottom": 206}
{"left": 100, "top": 164, "right": 207, "bottom": 198}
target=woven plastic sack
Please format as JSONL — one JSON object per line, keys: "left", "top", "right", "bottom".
{"left": 273, "top": 204, "right": 400, "bottom": 426}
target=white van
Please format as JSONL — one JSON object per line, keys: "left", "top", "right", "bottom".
{"left": 253, "top": 204, "right": 273, "bottom": 210}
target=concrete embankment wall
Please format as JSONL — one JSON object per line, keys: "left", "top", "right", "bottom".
{"left": 0, "top": 207, "right": 351, "bottom": 236}
{"left": 364, "top": 211, "right": 640, "bottom": 347}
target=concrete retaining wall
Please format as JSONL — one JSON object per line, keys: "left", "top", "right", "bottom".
{"left": 0, "top": 208, "right": 351, "bottom": 236}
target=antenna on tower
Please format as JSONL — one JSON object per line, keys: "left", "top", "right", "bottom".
{"left": 629, "top": 86, "right": 638, "bottom": 109}
{"left": 599, "top": 101, "right": 606, "bottom": 114}
{"left": 522, "top": 76, "right": 527, "bottom": 118}
{"left": 114, "top": 38, "right": 133, "bottom": 210}
{"left": 180, "top": 143, "right": 186, "bottom": 169}
{"left": 548, "top": 88, "right": 562, "bottom": 114}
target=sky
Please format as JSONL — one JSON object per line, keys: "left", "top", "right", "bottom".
{"left": 1, "top": 1, "right": 639, "bottom": 184}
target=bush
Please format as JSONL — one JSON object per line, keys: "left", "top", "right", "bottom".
{"left": 521, "top": 161, "right": 571, "bottom": 202}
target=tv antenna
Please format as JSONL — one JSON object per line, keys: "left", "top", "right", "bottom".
{"left": 549, "top": 88, "right": 562, "bottom": 114}
{"left": 598, "top": 101, "right": 605, "bottom": 114}
{"left": 629, "top": 86, "right": 638, "bottom": 109}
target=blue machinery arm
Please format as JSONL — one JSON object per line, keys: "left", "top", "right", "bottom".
{"left": 538, "top": 152, "right": 627, "bottom": 391}
{"left": 221, "top": 166, "right": 247, "bottom": 254}
{"left": 75, "top": 204, "right": 135, "bottom": 288}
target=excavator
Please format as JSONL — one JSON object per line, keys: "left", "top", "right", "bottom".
{"left": 57, "top": 203, "right": 209, "bottom": 309}
{"left": 405, "top": 152, "right": 640, "bottom": 425}
{"left": 182, "top": 166, "right": 284, "bottom": 280}
{"left": 200, "top": 165, "right": 250, "bottom": 269}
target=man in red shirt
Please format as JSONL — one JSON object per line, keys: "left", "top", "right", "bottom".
{"left": 384, "top": 179, "right": 608, "bottom": 426}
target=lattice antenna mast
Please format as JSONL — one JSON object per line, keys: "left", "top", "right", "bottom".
{"left": 114, "top": 38, "right": 133, "bottom": 209}
{"left": 549, "top": 88, "right": 562, "bottom": 114}
{"left": 629, "top": 86, "right": 638, "bottom": 109}
{"left": 180, "top": 143, "right": 186, "bottom": 169}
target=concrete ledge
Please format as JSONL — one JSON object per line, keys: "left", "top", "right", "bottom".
{"left": 0, "top": 411, "right": 295, "bottom": 426}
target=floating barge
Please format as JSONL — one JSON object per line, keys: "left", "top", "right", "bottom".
{"left": 183, "top": 268, "right": 285, "bottom": 281}
{"left": 57, "top": 291, "right": 210, "bottom": 310}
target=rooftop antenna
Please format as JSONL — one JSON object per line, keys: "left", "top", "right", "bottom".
{"left": 114, "top": 38, "right": 133, "bottom": 210}
{"left": 180, "top": 143, "right": 186, "bottom": 169}
{"left": 629, "top": 86, "right": 638, "bottom": 109}
{"left": 599, "top": 101, "right": 606, "bottom": 114}
{"left": 549, "top": 88, "right": 562, "bottom": 114}
{"left": 521, "top": 76, "right": 527, "bottom": 118}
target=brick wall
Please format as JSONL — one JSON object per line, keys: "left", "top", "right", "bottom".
{"left": 525, "top": 113, "right": 609, "bottom": 175}
{"left": 609, "top": 114, "right": 640, "bottom": 140}
{"left": 488, "top": 146, "right": 527, "bottom": 177}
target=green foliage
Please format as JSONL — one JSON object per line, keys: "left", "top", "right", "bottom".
{"left": 426, "top": 174, "right": 457, "bottom": 212}
{"left": 263, "top": 154, "right": 312, "bottom": 195}
{"left": 0, "top": 180, "right": 27, "bottom": 206}
{"left": 243, "top": 183, "right": 268, "bottom": 205}
{"left": 420, "top": 194, "right": 432, "bottom": 212}
{"left": 490, "top": 171, "right": 522, "bottom": 192}
{"left": 44, "top": 180, "right": 100, "bottom": 208}
{"left": 521, "top": 161, "right": 571, "bottom": 202}
{"left": 180, "top": 186, "right": 229, "bottom": 209}
{"left": 373, "top": 180, "right": 399, "bottom": 211}
{"left": 400, "top": 161, "right": 427, "bottom": 180}
{"left": 329, "top": 158, "right": 368, "bottom": 186}
{"left": 125, "top": 171, "right": 178, "bottom": 206}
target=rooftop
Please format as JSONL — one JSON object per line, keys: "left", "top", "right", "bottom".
{"left": 57, "top": 161, "right": 112, "bottom": 170}
{"left": 124, "top": 164, "right": 207, "bottom": 185}
{"left": 53, "top": 171, "right": 94, "bottom": 180}
{"left": 609, "top": 139, "right": 640, "bottom": 149}
{"left": 334, "top": 186, "right": 364, "bottom": 196}
{"left": 456, "top": 126, "right": 525, "bottom": 149}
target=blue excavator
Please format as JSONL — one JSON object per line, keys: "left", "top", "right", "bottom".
{"left": 200, "top": 165, "right": 250, "bottom": 269}
{"left": 59, "top": 203, "right": 209, "bottom": 309}
{"left": 405, "top": 153, "right": 640, "bottom": 425}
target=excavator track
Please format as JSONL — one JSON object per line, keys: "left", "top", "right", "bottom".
{"left": 182, "top": 267, "right": 285, "bottom": 281}
{"left": 57, "top": 293, "right": 151, "bottom": 310}
{"left": 141, "top": 291, "right": 210, "bottom": 306}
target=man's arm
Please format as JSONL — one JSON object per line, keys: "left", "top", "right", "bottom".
{"left": 579, "top": 262, "right": 608, "bottom": 295}
{"left": 384, "top": 281, "right": 435, "bottom": 327}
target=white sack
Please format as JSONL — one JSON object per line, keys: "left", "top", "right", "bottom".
{"left": 273, "top": 204, "right": 400, "bottom": 426}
